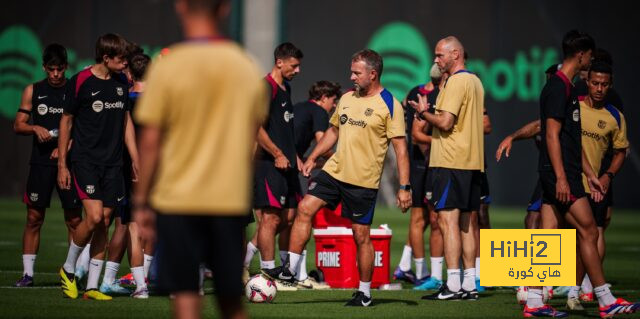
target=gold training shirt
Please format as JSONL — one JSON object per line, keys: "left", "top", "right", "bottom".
{"left": 579, "top": 99, "right": 628, "bottom": 193}
{"left": 429, "top": 71, "right": 485, "bottom": 171}
{"left": 322, "top": 89, "right": 405, "bottom": 189}
{"left": 134, "top": 41, "right": 267, "bottom": 215}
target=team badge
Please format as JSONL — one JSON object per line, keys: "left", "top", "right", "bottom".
{"left": 116, "top": 87, "right": 124, "bottom": 96}
{"left": 425, "top": 192, "right": 432, "bottom": 201}
{"left": 598, "top": 120, "right": 606, "bottom": 129}
{"left": 572, "top": 109, "right": 580, "bottom": 122}
{"left": 85, "top": 185, "right": 95, "bottom": 195}
{"left": 340, "top": 114, "right": 348, "bottom": 125}
{"left": 29, "top": 193, "right": 38, "bottom": 202}
{"left": 365, "top": 108, "right": 373, "bottom": 116}
{"left": 92, "top": 100, "right": 104, "bottom": 112}
{"left": 37, "top": 104, "right": 48, "bottom": 115}
{"left": 280, "top": 196, "right": 286, "bottom": 205}
{"left": 284, "top": 111, "right": 293, "bottom": 122}
{"left": 308, "top": 181, "right": 317, "bottom": 191}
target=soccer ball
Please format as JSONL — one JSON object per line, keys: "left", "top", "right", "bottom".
{"left": 516, "top": 286, "right": 550, "bottom": 305}
{"left": 245, "top": 275, "right": 277, "bottom": 303}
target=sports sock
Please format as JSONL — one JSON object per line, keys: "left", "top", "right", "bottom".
{"left": 568, "top": 285, "right": 580, "bottom": 299}
{"left": 279, "top": 250, "right": 289, "bottom": 266}
{"left": 132, "top": 266, "right": 147, "bottom": 291}
{"left": 475, "top": 257, "right": 480, "bottom": 279}
{"left": 63, "top": 241, "right": 84, "bottom": 274}
{"left": 414, "top": 258, "right": 426, "bottom": 279}
{"left": 526, "top": 288, "right": 545, "bottom": 308}
{"left": 446, "top": 269, "right": 461, "bottom": 292}
{"left": 102, "top": 261, "right": 120, "bottom": 285}
{"left": 431, "top": 257, "right": 444, "bottom": 281}
{"left": 594, "top": 284, "right": 616, "bottom": 307}
{"left": 581, "top": 274, "right": 593, "bottom": 293}
{"left": 462, "top": 268, "right": 476, "bottom": 291}
{"left": 359, "top": 281, "right": 371, "bottom": 298}
{"left": 22, "top": 254, "right": 36, "bottom": 277}
{"left": 260, "top": 259, "right": 275, "bottom": 270}
{"left": 86, "top": 258, "right": 104, "bottom": 290}
{"left": 75, "top": 244, "right": 91, "bottom": 274}
{"left": 287, "top": 252, "right": 301, "bottom": 276}
{"left": 143, "top": 254, "right": 154, "bottom": 278}
{"left": 295, "top": 250, "right": 308, "bottom": 281}
{"left": 399, "top": 245, "right": 412, "bottom": 272}
{"left": 244, "top": 242, "right": 258, "bottom": 268}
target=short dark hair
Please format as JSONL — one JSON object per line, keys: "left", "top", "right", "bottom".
{"left": 308, "top": 81, "right": 342, "bottom": 100}
{"left": 593, "top": 48, "right": 613, "bottom": 66}
{"left": 588, "top": 61, "right": 613, "bottom": 79}
{"left": 183, "top": 0, "right": 228, "bottom": 16}
{"left": 561, "top": 30, "right": 595, "bottom": 59}
{"left": 129, "top": 54, "right": 151, "bottom": 81}
{"left": 42, "top": 43, "right": 67, "bottom": 66}
{"left": 95, "top": 33, "right": 129, "bottom": 63}
{"left": 545, "top": 63, "right": 559, "bottom": 75}
{"left": 274, "top": 42, "right": 303, "bottom": 62}
{"left": 351, "top": 49, "right": 383, "bottom": 77}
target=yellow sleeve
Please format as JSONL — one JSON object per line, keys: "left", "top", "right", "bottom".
{"left": 386, "top": 99, "right": 405, "bottom": 138}
{"left": 437, "top": 76, "right": 466, "bottom": 117}
{"left": 134, "top": 61, "right": 168, "bottom": 127}
{"left": 252, "top": 76, "right": 268, "bottom": 124}
{"left": 329, "top": 99, "right": 341, "bottom": 127}
{"left": 612, "top": 112, "right": 629, "bottom": 149}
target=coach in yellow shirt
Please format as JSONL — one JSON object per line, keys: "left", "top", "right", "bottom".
{"left": 410, "top": 36, "right": 485, "bottom": 301}
{"left": 262, "top": 49, "right": 412, "bottom": 307}
{"left": 131, "top": 1, "right": 266, "bottom": 318}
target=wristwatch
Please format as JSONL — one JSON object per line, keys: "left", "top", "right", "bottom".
{"left": 605, "top": 171, "right": 615, "bottom": 179}
{"left": 399, "top": 184, "right": 412, "bottom": 191}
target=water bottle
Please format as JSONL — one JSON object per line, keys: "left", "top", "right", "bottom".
{"left": 48, "top": 129, "right": 59, "bottom": 138}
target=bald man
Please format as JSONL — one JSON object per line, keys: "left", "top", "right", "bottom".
{"left": 409, "top": 36, "right": 485, "bottom": 301}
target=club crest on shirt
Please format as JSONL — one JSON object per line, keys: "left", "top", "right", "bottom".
{"left": 85, "top": 185, "right": 95, "bottom": 195}
{"left": 340, "top": 114, "right": 348, "bottom": 125}
{"left": 29, "top": 193, "right": 38, "bottom": 202}
{"left": 365, "top": 108, "right": 373, "bottom": 116}
{"left": 425, "top": 192, "right": 432, "bottom": 201}
{"left": 37, "top": 104, "right": 48, "bottom": 115}
{"left": 572, "top": 109, "right": 580, "bottom": 122}
{"left": 308, "top": 181, "right": 317, "bottom": 191}
{"left": 116, "top": 87, "right": 124, "bottom": 96}
{"left": 92, "top": 100, "right": 104, "bottom": 112}
{"left": 280, "top": 196, "right": 286, "bottom": 205}
{"left": 597, "top": 120, "right": 606, "bottom": 129}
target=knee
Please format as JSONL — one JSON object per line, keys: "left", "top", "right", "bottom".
{"left": 261, "top": 211, "right": 280, "bottom": 229}
{"left": 353, "top": 231, "right": 371, "bottom": 247}
{"left": 26, "top": 215, "right": 44, "bottom": 230}
{"left": 86, "top": 213, "right": 103, "bottom": 229}
{"left": 297, "top": 200, "right": 316, "bottom": 221}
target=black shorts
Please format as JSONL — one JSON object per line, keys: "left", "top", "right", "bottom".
{"left": 243, "top": 211, "right": 255, "bottom": 226}
{"left": 480, "top": 172, "right": 491, "bottom": 205}
{"left": 603, "top": 182, "right": 614, "bottom": 207}
{"left": 72, "top": 162, "right": 125, "bottom": 207}
{"left": 588, "top": 196, "right": 608, "bottom": 227}
{"left": 23, "top": 165, "right": 80, "bottom": 209}
{"left": 429, "top": 167, "right": 482, "bottom": 212}
{"left": 253, "top": 160, "right": 301, "bottom": 209}
{"left": 539, "top": 171, "right": 586, "bottom": 213}
{"left": 155, "top": 213, "right": 245, "bottom": 296}
{"left": 115, "top": 160, "right": 133, "bottom": 223}
{"left": 526, "top": 180, "right": 543, "bottom": 212}
{"left": 410, "top": 160, "right": 428, "bottom": 208}
{"left": 307, "top": 170, "right": 378, "bottom": 225}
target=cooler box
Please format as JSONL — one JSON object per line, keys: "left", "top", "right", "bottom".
{"left": 312, "top": 203, "right": 352, "bottom": 228}
{"left": 313, "top": 226, "right": 392, "bottom": 288}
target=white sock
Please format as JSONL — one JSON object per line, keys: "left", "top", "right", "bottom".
{"left": 462, "top": 268, "right": 476, "bottom": 291}
{"left": 594, "top": 284, "right": 616, "bottom": 307}
{"left": 22, "top": 254, "right": 36, "bottom": 277}
{"left": 287, "top": 252, "right": 301, "bottom": 275}
{"left": 132, "top": 266, "right": 147, "bottom": 291}
{"left": 295, "top": 250, "right": 308, "bottom": 281}
{"left": 102, "top": 261, "right": 120, "bottom": 285}
{"left": 581, "top": 274, "right": 593, "bottom": 293}
{"left": 399, "top": 245, "right": 412, "bottom": 272}
{"left": 143, "top": 254, "right": 154, "bottom": 278}
{"left": 260, "top": 259, "right": 275, "bottom": 270}
{"left": 359, "top": 281, "right": 371, "bottom": 298}
{"left": 244, "top": 242, "right": 258, "bottom": 268}
{"left": 568, "top": 285, "right": 580, "bottom": 299}
{"left": 86, "top": 258, "right": 104, "bottom": 290}
{"left": 75, "top": 244, "right": 91, "bottom": 274}
{"left": 526, "top": 288, "right": 545, "bottom": 308}
{"left": 279, "top": 250, "right": 289, "bottom": 266}
{"left": 414, "top": 258, "right": 426, "bottom": 279}
{"left": 431, "top": 257, "right": 443, "bottom": 281}
{"left": 63, "top": 241, "right": 84, "bottom": 274}
{"left": 446, "top": 269, "right": 461, "bottom": 292}
{"left": 475, "top": 257, "right": 480, "bottom": 279}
